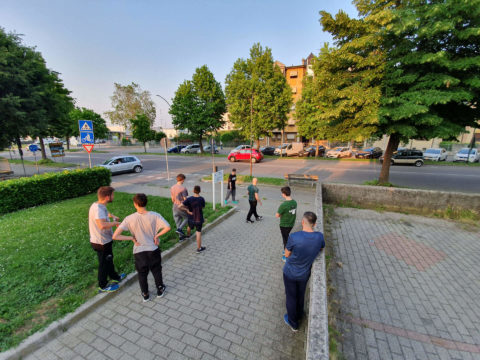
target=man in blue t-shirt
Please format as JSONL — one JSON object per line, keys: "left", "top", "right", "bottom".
{"left": 180, "top": 185, "right": 206, "bottom": 253}
{"left": 283, "top": 211, "right": 325, "bottom": 331}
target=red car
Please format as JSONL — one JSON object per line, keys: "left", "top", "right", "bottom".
{"left": 228, "top": 148, "right": 264, "bottom": 163}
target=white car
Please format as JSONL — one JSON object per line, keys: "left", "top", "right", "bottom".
{"left": 181, "top": 144, "right": 201, "bottom": 154}
{"left": 99, "top": 155, "right": 143, "bottom": 174}
{"left": 453, "top": 148, "right": 480, "bottom": 163}
{"left": 326, "top": 147, "right": 352, "bottom": 158}
{"left": 197, "top": 145, "right": 219, "bottom": 154}
{"left": 230, "top": 144, "right": 251, "bottom": 154}
{"left": 423, "top": 148, "right": 447, "bottom": 161}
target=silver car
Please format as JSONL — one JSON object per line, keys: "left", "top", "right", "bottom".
{"left": 99, "top": 155, "right": 143, "bottom": 174}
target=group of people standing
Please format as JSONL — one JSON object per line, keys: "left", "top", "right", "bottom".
{"left": 87, "top": 169, "right": 324, "bottom": 332}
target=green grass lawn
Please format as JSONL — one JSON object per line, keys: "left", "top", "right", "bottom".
{"left": 7, "top": 158, "right": 79, "bottom": 168}
{"left": 202, "top": 173, "right": 286, "bottom": 186}
{"left": 0, "top": 192, "right": 230, "bottom": 351}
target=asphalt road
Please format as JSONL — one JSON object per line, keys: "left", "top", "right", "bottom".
{"left": 3, "top": 147, "right": 480, "bottom": 193}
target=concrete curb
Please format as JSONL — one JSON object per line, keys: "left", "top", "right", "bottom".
{"left": 305, "top": 183, "right": 329, "bottom": 360}
{"left": 0, "top": 207, "right": 237, "bottom": 360}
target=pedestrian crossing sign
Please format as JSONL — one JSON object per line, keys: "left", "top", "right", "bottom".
{"left": 78, "top": 120, "right": 94, "bottom": 132}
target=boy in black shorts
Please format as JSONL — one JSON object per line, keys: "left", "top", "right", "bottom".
{"left": 180, "top": 185, "right": 206, "bottom": 253}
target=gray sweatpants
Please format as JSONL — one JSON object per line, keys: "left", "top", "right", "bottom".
{"left": 173, "top": 205, "right": 188, "bottom": 230}
{"left": 225, "top": 188, "right": 236, "bottom": 201}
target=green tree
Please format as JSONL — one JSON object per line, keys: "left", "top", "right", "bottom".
{"left": 225, "top": 43, "right": 293, "bottom": 150}
{"left": 155, "top": 131, "right": 166, "bottom": 143}
{"left": 377, "top": 0, "right": 480, "bottom": 182}
{"left": 131, "top": 113, "right": 156, "bottom": 152}
{"left": 68, "top": 107, "right": 109, "bottom": 149}
{"left": 169, "top": 65, "right": 226, "bottom": 153}
{"left": 105, "top": 82, "right": 156, "bottom": 129}
{"left": 296, "top": 4, "right": 389, "bottom": 155}
{"left": 0, "top": 28, "right": 73, "bottom": 161}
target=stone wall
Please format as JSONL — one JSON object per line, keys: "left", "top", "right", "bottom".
{"left": 322, "top": 183, "right": 480, "bottom": 214}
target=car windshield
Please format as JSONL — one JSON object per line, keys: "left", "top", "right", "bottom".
{"left": 458, "top": 149, "right": 475, "bottom": 154}
{"left": 362, "top": 148, "right": 374, "bottom": 152}
{"left": 103, "top": 158, "right": 114, "bottom": 165}
{"left": 425, "top": 149, "right": 441, "bottom": 154}
{"left": 332, "top": 147, "right": 342, "bottom": 152}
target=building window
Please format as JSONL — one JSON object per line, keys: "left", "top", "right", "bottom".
{"left": 292, "top": 87, "right": 297, "bottom": 94}
{"left": 290, "top": 71, "right": 298, "bottom": 78}
{"left": 286, "top": 133, "right": 296, "bottom": 140}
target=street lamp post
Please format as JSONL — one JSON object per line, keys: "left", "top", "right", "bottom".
{"left": 156, "top": 95, "right": 171, "bottom": 181}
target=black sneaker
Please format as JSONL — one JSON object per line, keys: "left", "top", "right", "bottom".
{"left": 196, "top": 246, "right": 206, "bottom": 253}
{"left": 142, "top": 292, "right": 150, "bottom": 302}
{"left": 255, "top": 216, "right": 263, "bottom": 221}
{"left": 157, "top": 285, "right": 166, "bottom": 298}
{"left": 175, "top": 228, "right": 185, "bottom": 237}
{"left": 178, "top": 236, "right": 186, "bottom": 242}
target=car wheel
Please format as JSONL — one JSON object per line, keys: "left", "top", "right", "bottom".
{"left": 229, "top": 157, "right": 236, "bottom": 162}
{"left": 133, "top": 165, "right": 142, "bottom": 173}
{"left": 252, "top": 157, "right": 257, "bottom": 163}
{"left": 415, "top": 160, "right": 423, "bottom": 167}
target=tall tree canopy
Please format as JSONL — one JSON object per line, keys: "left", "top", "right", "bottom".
{"left": 169, "top": 65, "right": 226, "bottom": 152}
{"left": 131, "top": 113, "right": 157, "bottom": 153}
{"left": 225, "top": 43, "right": 293, "bottom": 145}
{"left": 0, "top": 27, "right": 73, "bottom": 160}
{"left": 105, "top": 82, "right": 156, "bottom": 129}
{"left": 68, "top": 107, "right": 109, "bottom": 149}
{"left": 298, "top": 0, "right": 480, "bottom": 183}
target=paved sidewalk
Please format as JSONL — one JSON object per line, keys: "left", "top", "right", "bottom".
{"left": 330, "top": 208, "right": 480, "bottom": 360}
{"left": 23, "top": 183, "right": 317, "bottom": 360}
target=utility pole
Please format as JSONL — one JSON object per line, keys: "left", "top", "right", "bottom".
{"left": 250, "top": 96, "right": 254, "bottom": 177}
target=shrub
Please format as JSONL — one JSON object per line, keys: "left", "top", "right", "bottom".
{"left": 121, "top": 138, "right": 131, "bottom": 146}
{"left": 0, "top": 167, "right": 111, "bottom": 214}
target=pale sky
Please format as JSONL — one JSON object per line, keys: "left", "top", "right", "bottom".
{"left": 0, "top": 0, "right": 357, "bottom": 128}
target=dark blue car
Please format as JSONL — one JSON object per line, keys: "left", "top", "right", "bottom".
{"left": 167, "top": 145, "right": 186, "bottom": 153}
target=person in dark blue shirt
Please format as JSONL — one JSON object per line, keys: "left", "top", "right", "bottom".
{"left": 181, "top": 185, "right": 206, "bottom": 253}
{"left": 283, "top": 211, "right": 325, "bottom": 331}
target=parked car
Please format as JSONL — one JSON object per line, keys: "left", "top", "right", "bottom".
{"left": 355, "top": 147, "right": 383, "bottom": 159}
{"left": 326, "top": 147, "right": 352, "bottom": 158}
{"left": 197, "top": 145, "right": 219, "bottom": 154}
{"left": 274, "top": 144, "right": 289, "bottom": 156}
{"left": 181, "top": 144, "right": 201, "bottom": 154}
{"left": 230, "top": 144, "right": 251, "bottom": 154}
{"left": 423, "top": 148, "right": 447, "bottom": 161}
{"left": 298, "top": 145, "right": 326, "bottom": 157}
{"left": 260, "top": 146, "right": 276, "bottom": 156}
{"left": 99, "top": 155, "right": 143, "bottom": 174}
{"left": 228, "top": 148, "right": 264, "bottom": 163}
{"left": 167, "top": 145, "right": 186, "bottom": 153}
{"left": 453, "top": 148, "right": 480, "bottom": 163}
{"left": 381, "top": 149, "right": 424, "bottom": 167}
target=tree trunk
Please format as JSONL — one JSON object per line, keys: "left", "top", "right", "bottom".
{"left": 199, "top": 135, "right": 204, "bottom": 153}
{"left": 315, "top": 139, "right": 320, "bottom": 157}
{"left": 256, "top": 138, "right": 260, "bottom": 150}
{"left": 66, "top": 135, "right": 70, "bottom": 151}
{"left": 15, "top": 135, "right": 26, "bottom": 176}
{"left": 39, "top": 137, "right": 47, "bottom": 160}
{"left": 378, "top": 133, "right": 400, "bottom": 184}
{"left": 143, "top": 141, "right": 147, "bottom": 153}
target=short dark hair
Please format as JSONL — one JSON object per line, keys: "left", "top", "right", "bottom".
{"left": 176, "top": 173, "right": 185, "bottom": 181}
{"left": 303, "top": 211, "right": 317, "bottom": 226}
{"left": 232, "top": 168, "right": 236, "bottom": 172}
{"left": 97, "top": 186, "right": 114, "bottom": 199}
{"left": 193, "top": 185, "right": 201, "bottom": 194}
{"left": 281, "top": 186, "right": 291, "bottom": 196}
{"left": 133, "top": 193, "right": 148, "bottom": 207}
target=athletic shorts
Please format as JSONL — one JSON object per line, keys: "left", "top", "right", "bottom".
{"left": 188, "top": 221, "right": 203, "bottom": 232}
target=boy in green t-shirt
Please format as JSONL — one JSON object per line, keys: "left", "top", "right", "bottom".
{"left": 276, "top": 186, "right": 297, "bottom": 262}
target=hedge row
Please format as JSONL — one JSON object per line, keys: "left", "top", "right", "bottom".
{"left": 0, "top": 167, "right": 111, "bottom": 214}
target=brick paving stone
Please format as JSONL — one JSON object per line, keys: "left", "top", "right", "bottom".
{"left": 19, "top": 185, "right": 314, "bottom": 360}
{"left": 331, "top": 208, "right": 480, "bottom": 360}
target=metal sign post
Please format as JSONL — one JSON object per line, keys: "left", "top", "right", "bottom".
{"left": 163, "top": 137, "right": 170, "bottom": 181}
{"left": 28, "top": 144, "right": 39, "bottom": 174}
{"left": 212, "top": 170, "right": 224, "bottom": 210}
